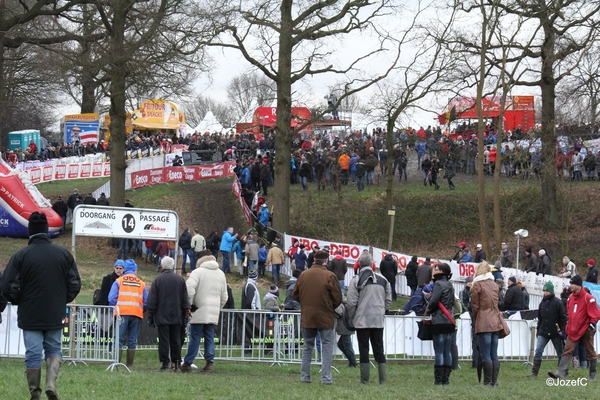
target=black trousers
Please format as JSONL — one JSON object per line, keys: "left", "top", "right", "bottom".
{"left": 357, "top": 328, "right": 385, "bottom": 364}
{"left": 157, "top": 324, "right": 183, "bottom": 363}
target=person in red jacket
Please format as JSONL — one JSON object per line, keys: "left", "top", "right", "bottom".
{"left": 549, "top": 275, "right": 600, "bottom": 380}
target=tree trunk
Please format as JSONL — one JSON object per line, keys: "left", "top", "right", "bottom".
{"left": 108, "top": 1, "right": 129, "bottom": 209}
{"left": 0, "top": 41, "right": 6, "bottom": 149}
{"left": 272, "top": 0, "right": 293, "bottom": 234}
{"left": 540, "top": 23, "right": 560, "bottom": 226}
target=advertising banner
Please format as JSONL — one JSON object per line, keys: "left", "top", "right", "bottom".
{"left": 64, "top": 114, "right": 100, "bottom": 144}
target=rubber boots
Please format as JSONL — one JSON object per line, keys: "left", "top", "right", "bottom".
{"left": 360, "top": 363, "right": 370, "bottom": 384}
{"left": 443, "top": 366, "right": 452, "bottom": 385}
{"left": 378, "top": 363, "right": 386, "bottom": 385}
{"left": 491, "top": 360, "right": 500, "bottom": 386}
{"left": 434, "top": 365, "right": 443, "bottom": 385}
{"left": 590, "top": 360, "right": 597, "bottom": 380}
{"left": 549, "top": 356, "right": 571, "bottom": 379}
{"left": 126, "top": 349, "right": 136, "bottom": 368}
{"left": 45, "top": 356, "right": 61, "bottom": 400}
{"left": 482, "top": 361, "right": 493, "bottom": 385}
{"left": 528, "top": 359, "right": 542, "bottom": 377}
{"left": 26, "top": 368, "right": 42, "bottom": 400}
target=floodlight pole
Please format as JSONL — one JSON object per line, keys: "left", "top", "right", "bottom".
{"left": 516, "top": 234, "right": 521, "bottom": 272}
{"left": 387, "top": 206, "right": 396, "bottom": 251}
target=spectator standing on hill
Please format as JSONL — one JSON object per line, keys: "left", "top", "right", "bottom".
{"left": 293, "top": 251, "right": 342, "bottom": 385}
{"left": 267, "top": 243, "right": 284, "bottom": 285}
{"left": 241, "top": 271, "right": 261, "bottom": 310}
{"left": 586, "top": 259, "right": 598, "bottom": 284}
{"left": 83, "top": 192, "right": 96, "bottom": 205}
{"left": 559, "top": 256, "right": 577, "bottom": 279}
{"left": 245, "top": 234, "right": 260, "bottom": 274}
{"left": 219, "top": 227, "right": 237, "bottom": 273}
{"left": 405, "top": 255, "right": 419, "bottom": 295}
{"left": 474, "top": 244, "right": 486, "bottom": 263}
{"left": 347, "top": 252, "right": 391, "bottom": 385}
{"left": 179, "top": 228, "right": 193, "bottom": 274}
{"left": 191, "top": 229, "right": 206, "bottom": 270}
{"left": 328, "top": 250, "right": 348, "bottom": 295}
{"left": 549, "top": 275, "right": 600, "bottom": 381}
{"left": 96, "top": 192, "right": 109, "bottom": 206}
{"left": 417, "top": 257, "right": 433, "bottom": 289}
{"left": 206, "top": 230, "right": 221, "bottom": 260}
{"left": 0, "top": 212, "right": 81, "bottom": 400}
{"left": 52, "top": 196, "right": 68, "bottom": 234}
{"left": 528, "top": 282, "right": 566, "bottom": 377}
{"left": 524, "top": 248, "right": 538, "bottom": 273}
{"left": 147, "top": 256, "right": 190, "bottom": 372}
{"left": 379, "top": 252, "right": 398, "bottom": 301}
{"left": 538, "top": 249, "right": 552, "bottom": 276}
{"left": 293, "top": 244, "right": 308, "bottom": 272}
{"left": 181, "top": 254, "right": 228, "bottom": 373}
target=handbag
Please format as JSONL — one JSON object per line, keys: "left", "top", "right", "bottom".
{"left": 417, "top": 319, "right": 433, "bottom": 341}
{"left": 498, "top": 313, "right": 511, "bottom": 338}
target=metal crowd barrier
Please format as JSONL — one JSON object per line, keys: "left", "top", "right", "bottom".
{"left": 4, "top": 305, "right": 600, "bottom": 367}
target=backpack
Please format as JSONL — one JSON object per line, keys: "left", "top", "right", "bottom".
{"left": 93, "top": 289, "right": 102, "bottom": 305}
{"left": 342, "top": 305, "right": 356, "bottom": 332}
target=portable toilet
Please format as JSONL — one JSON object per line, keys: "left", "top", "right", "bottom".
{"left": 8, "top": 129, "right": 41, "bottom": 151}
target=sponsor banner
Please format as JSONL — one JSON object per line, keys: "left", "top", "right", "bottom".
{"left": 67, "top": 164, "right": 80, "bottom": 179}
{"left": 103, "top": 162, "right": 110, "bottom": 177}
{"left": 284, "top": 235, "right": 368, "bottom": 263}
{"left": 42, "top": 166, "right": 53, "bottom": 182}
{"left": 129, "top": 162, "right": 236, "bottom": 189}
{"left": 29, "top": 168, "right": 42, "bottom": 184}
{"left": 164, "top": 167, "right": 185, "bottom": 183}
{"left": 80, "top": 163, "right": 92, "bottom": 178}
{"left": 73, "top": 205, "right": 179, "bottom": 240}
{"left": 55, "top": 164, "right": 67, "bottom": 180}
{"left": 232, "top": 175, "right": 242, "bottom": 197}
{"left": 19, "top": 159, "right": 56, "bottom": 171}
{"left": 92, "top": 162, "right": 103, "bottom": 177}
{"left": 64, "top": 113, "right": 100, "bottom": 144}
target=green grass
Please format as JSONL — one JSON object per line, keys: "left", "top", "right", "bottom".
{"left": 0, "top": 356, "right": 594, "bottom": 399}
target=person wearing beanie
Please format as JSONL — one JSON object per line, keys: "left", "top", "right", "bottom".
{"left": 263, "top": 285, "right": 281, "bottom": 312}
{"left": 586, "top": 259, "right": 598, "bottom": 284}
{"left": 528, "top": 281, "right": 566, "bottom": 377}
{"left": 241, "top": 270, "right": 261, "bottom": 310}
{"left": 346, "top": 251, "right": 392, "bottom": 385}
{"left": 524, "top": 247, "right": 538, "bottom": 273}
{"left": 471, "top": 261, "right": 504, "bottom": 386}
{"left": 451, "top": 242, "right": 467, "bottom": 262}
{"left": 98, "top": 260, "right": 125, "bottom": 306}
{"left": 292, "top": 250, "right": 342, "bottom": 385}
{"left": 549, "top": 274, "right": 600, "bottom": 380}
{"left": 328, "top": 250, "right": 348, "bottom": 295}
{"left": 424, "top": 263, "right": 456, "bottom": 385}
{"left": 0, "top": 212, "right": 81, "bottom": 399}
{"left": 108, "top": 258, "right": 147, "bottom": 369}
{"left": 147, "top": 256, "right": 190, "bottom": 372}
{"left": 181, "top": 252, "right": 228, "bottom": 373}
{"left": 500, "top": 276, "right": 525, "bottom": 311}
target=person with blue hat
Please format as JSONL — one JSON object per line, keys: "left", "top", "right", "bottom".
{"left": 98, "top": 260, "right": 125, "bottom": 306}
{"left": 109, "top": 259, "right": 147, "bottom": 369}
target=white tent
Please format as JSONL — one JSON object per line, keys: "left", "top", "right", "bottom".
{"left": 193, "top": 111, "right": 224, "bottom": 133}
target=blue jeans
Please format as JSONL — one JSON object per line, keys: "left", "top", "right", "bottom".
{"left": 118, "top": 239, "right": 129, "bottom": 259}
{"left": 184, "top": 324, "right": 215, "bottom": 365}
{"left": 433, "top": 332, "right": 453, "bottom": 367}
{"left": 248, "top": 259, "right": 257, "bottom": 273}
{"left": 534, "top": 335, "right": 563, "bottom": 361}
{"left": 272, "top": 264, "right": 281, "bottom": 283}
{"left": 23, "top": 329, "right": 62, "bottom": 368}
{"left": 356, "top": 176, "right": 365, "bottom": 191}
{"left": 118, "top": 316, "right": 141, "bottom": 349}
{"left": 221, "top": 251, "right": 231, "bottom": 273}
{"left": 477, "top": 331, "right": 499, "bottom": 362}
{"left": 337, "top": 334, "right": 357, "bottom": 367}
{"left": 339, "top": 280, "right": 345, "bottom": 295}
{"left": 181, "top": 249, "right": 193, "bottom": 272}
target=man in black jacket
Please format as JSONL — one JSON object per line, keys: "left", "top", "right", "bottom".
{"left": 586, "top": 259, "right": 598, "bottom": 284}
{"left": 52, "top": 196, "right": 68, "bottom": 234}
{"left": 380, "top": 252, "right": 399, "bottom": 300}
{"left": 474, "top": 244, "right": 487, "bottom": 263}
{"left": 528, "top": 281, "right": 567, "bottom": 377}
{"left": 0, "top": 212, "right": 81, "bottom": 400}
{"left": 147, "top": 256, "right": 190, "bottom": 371}
{"left": 405, "top": 256, "right": 419, "bottom": 295}
{"left": 179, "top": 228, "right": 193, "bottom": 274}
{"left": 500, "top": 277, "right": 525, "bottom": 311}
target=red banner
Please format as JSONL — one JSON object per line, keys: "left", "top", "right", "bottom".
{"left": 129, "top": 162, "right": 236, "bottom": 189}
{"left": 80, "top": 163, "right": 92, "bottom": 178}
{"left": 30, "top": 168, "right": 42, "bottom": 184}
{"left": 67, "top": 164, "right": 80, "bottom": 179}
{"left": 43, "top": 166, "right": 53, "bottom": 182}
{"left": 92, "top": 162, "right": 103, "bottom": 177}
{"left": 55, "top": 164, "right": 66, "bottom": 180}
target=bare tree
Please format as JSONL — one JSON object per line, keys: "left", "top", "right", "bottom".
{"left": 197, "top": 0, "right": 399, "bottom": 232}
{"left": 183, "top": 94, "right": 235, "bottom": 130}
{"left": 226, "top": 71, "right": 276, "bottom": 121}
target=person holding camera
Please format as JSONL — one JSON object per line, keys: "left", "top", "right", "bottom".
{"left": 181, "top": 252, "right": 228, "bottom": 373}
{"left": 549, "top": 275, "right": 600, "bottom": 380}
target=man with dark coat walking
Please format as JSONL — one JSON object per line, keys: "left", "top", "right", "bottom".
{"left": 147, "top": 256, "right": 190, "bottom": 371}
{"left": 52, "top": 196, "right": 68, "bottom": 234}
{"left": 379, "top": 252, "right": 399, "bottom": 301}
{"left": 405, "top": 256, "right": 419, "bottom": 295}
{"left": 0, "top": 212, "right": 81, "bottom": 400}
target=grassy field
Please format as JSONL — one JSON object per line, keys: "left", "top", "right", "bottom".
{"left": 0, "top": 355, "right": 595, "bottom": 399}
